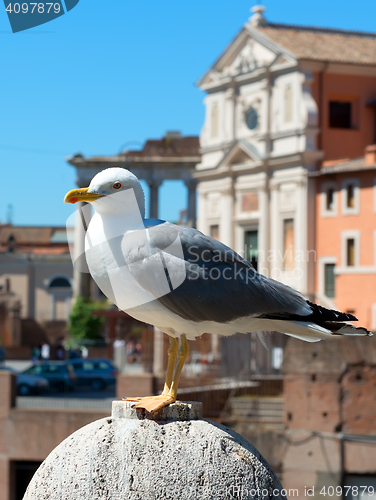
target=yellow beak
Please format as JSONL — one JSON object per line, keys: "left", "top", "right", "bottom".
{"left": 64, "top": 187, "right": 105, "bottom": 204}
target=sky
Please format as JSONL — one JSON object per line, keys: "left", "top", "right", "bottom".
{"left": 1, "top": 0, "right": 376, "bottom": 227}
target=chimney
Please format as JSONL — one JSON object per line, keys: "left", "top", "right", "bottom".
{"left": 8, "top": 235, "right": 15, "bottom": 253}
{"left": 365, "top": 144, "right": 376, "bottom": 166}
{"left": 165, "top": 131, "right": 181, "bottom": 139}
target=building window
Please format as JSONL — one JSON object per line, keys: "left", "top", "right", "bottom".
{"left": 341, "top": 231, "right": 360, "bottom": 268}
{"left": 49, "top": 277, "right": 71, "bottom": 289}
{"left": 341, "top": 178, "right": 359, "bottom": 215}
{"left": 284, "top": 84, "right": 293, "bottom": 123}
{"left": 283, "top": 219, "right": 294, "bottom": 271}
{"left": 326, "top": 188, "right": 334, "bottom": 211}
{"left": 329, "top": 101, "right": 352, "bottom": 128}
{"left": 10, "top": 460, "right": 43, "bottom": 500}
{"left": 46, "top": 275, "right": 72, "bottom": 321}
{"left": 321, "top": 182, "right": 337, "bottom": 217}
{"left": 211, "top": 102, "right": 219, "bottom": 139}
{"left": 346, "top": 238, "right": 355, "bottom": 266}
{"left": 346, "top": 184, "right": 355, "bottom": 208}
{"left": 324, "top": 263, "right": 335, "bottom": 298}
{"left": 210, "top": 225, "right": 219, "bottom": 240}
{"left": 245, "top": 230, "right": 258, "bottom": 271}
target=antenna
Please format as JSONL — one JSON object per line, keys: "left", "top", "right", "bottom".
{"left": 6, "top": 204, "right": 13, "bottom": 224}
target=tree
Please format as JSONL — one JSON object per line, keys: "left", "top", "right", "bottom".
{"left": 68, "top": 297, "right": 106, "bottom": 340}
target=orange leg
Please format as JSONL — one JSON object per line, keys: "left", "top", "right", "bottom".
{"left": 123, "top": 336, "right": 188, "bottom": 413}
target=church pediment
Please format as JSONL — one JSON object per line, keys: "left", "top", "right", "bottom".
{"left": 221, "top": 37, "right": 275, "bottom": 78}
{"left": 229, "top": 149, "right": 253, "bottom": 165}
{"left": 197, "top": 27, "right": 295, "bottom": 88}
{"left": 218, "top": 140, "right": 263, "bottom": 169}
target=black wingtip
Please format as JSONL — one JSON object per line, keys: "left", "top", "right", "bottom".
{"left": 306, "top": 301, "right": 358, "bottom": 322}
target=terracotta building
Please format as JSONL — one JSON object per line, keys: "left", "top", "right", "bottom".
{"left": 311, "top": 146, "right": 376, "bottom": 331}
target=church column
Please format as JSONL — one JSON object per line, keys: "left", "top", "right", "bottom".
{"left": 220, "top": 183, "right": 234, "bottom": 248}
{"left": 225, "top": 85, "right": 236, "bottom": 141}
{"left": 258, "top": 175, "right": 270, "bottom": 276}
{"left": 148, "top": 180, "right": 162, "bottom": 219}
{"left": 185, "top": 179, "right": 197, "bottom": 228}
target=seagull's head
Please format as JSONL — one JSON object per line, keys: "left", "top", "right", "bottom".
{"left": 64, "top": 167, "right": 145, "bottom": 217}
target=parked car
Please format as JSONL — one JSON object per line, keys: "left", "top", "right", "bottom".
{"left": 67, "top": 359, "right": 118, "bottom": 391}
{"left": 23, "top": 362, "right": 76, "bottom": 392}
{"left": 0, "top": 366, "right": 49, "bottom": 396}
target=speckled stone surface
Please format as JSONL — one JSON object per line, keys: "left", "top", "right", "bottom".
{"left": 23, "top": 401, "right": 285, "bottom": 500}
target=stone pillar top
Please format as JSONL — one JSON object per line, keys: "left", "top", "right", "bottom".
{"left": 112, "top": 400, "right": 202, "bottom": 421}
{"left": 24, "top": 397, "right": 284, "bottom": 499}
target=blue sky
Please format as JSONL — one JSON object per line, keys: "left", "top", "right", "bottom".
{"left": 1, "top": 0, "right": 376, "bottom": 226}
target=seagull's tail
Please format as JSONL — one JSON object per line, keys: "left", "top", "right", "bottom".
{"left": 259, "top": 319, "right": 372, "bottom": 343}
{"left": 286, "top": 321, "right": 370, "bottom": 342}
{"left": 257, "top": 300, "right": 372, "bottom": 343}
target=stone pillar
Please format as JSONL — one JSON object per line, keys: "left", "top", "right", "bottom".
{"left": 0, "top": 458, "right": 9, "bottom": 500}
{"left": 185, "top": 180, "right": 197, "bottom": 227}
{"left": 0, "top": 372, "right": 14, "bottom": 500}
{"left": 9, "top": 301, "right": 21, "bottom": 347}
{"left": 153, "top": 327, "right": 165, "bottom": 377}
{"left": 50, "top": 294, "right": 56, "bottom": 320}
{"left": 27, "top": 259, "right": 36, "bottom": 318}
{"left": 148, "top": 180, "right": 162, "bottom": 219}
{"left": 0, "top": 370, "right": 16, "bottom": 419}
{"left": 24, "top": 401, "right": 285, "bottom": 500}
{"left": 73, "top": 201, "right": 92, "bottom": 298}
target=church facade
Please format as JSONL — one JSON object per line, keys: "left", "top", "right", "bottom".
{"left": 195, "top": 6, "right": 376, "bottom": 303}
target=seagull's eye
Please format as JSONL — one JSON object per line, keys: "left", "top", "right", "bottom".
{"left": 113, "top": 182, "right": 122, "bottom": 190}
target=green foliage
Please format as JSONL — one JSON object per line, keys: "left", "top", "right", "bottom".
{"left": 68, "top": 297, "right": 106, "bottom": 340}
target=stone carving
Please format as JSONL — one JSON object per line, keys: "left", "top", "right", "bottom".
{"left": 223, "top": 39, "right": 258, "bottom": 77}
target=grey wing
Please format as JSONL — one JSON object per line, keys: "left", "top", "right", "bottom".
{"left": 128, "top": 222, "right": 311, "bottom": 323}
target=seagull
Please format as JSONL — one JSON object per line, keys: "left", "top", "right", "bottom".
{"left": 65, "top": 167, "right": 371, "bottom": 412}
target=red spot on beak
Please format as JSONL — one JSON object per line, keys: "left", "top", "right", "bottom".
{"left": 69, "top": 197, "right": 78, "bottom": 204}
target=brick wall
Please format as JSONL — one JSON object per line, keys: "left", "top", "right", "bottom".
{"left": 284, "top": 373, "right": 341, "bottom": 432}
{"left": 342, "top": 365, "right": 376, "bottom": 435}
{"left": 282, "top": 335, "right": 376, "bottom": 495}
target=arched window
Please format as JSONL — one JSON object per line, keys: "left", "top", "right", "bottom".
{"left": 46, "top": 276, "right": 72, "bottom": 320}
{"left": 48, "top": 277, "right": 71, "bottom": 289}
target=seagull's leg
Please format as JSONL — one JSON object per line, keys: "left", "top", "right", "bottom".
{"left": 162, "top": 337, "right": 179, "bottom": 395}
{"left": 123, "top": 337, "right": 180, "bottom": 412}
{"left": 168, "top": 334, "right": 189, "bottom": 400}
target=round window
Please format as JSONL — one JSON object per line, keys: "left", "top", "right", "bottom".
{"left": 245, "top": 107, "right": 258, "bottom": 130}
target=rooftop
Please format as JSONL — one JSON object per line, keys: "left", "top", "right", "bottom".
{"left": 68, "top": 133, "right": 201, "bottom": 167}
{"left": 0, "top": 225, "right": 74, "bottom": 254}
{"left": 309, "top": 148, "right": 376, "bottom": 177}
{"left": 255, "top": 23, "right": 376, "bottom": 65}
